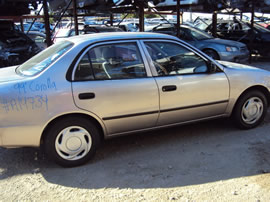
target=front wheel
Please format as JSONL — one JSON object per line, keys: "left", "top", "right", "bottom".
{"left": 203, "top": 49, "right": 219, "bottom": 60}
{"left": 233, "top": 91, "right": 268, "bottom": 129}
{"left": 44, "top": 117, "right": 101, "bottom": 167}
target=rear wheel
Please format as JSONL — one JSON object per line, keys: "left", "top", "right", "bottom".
{"left": 44, "top": 117, "right": 101, "bottom": 167}
{"left": 233, "top": 90, "right": 267, "bottom": 129}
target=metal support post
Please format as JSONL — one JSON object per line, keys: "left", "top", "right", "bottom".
{"left": 139, "top": 2, "right": 144, "bottom": 32}
{"left": 110, "top": 13, "right": 114, "bottom": 26}
{"left": 73, "top": 0, "right": 79, "bottom": 35}
{"left": 249, "top": 0, "right": 255, "bottom": 63}
{"left": 43, "top": 0, "right": 52, "bottom": 46}
{"left": 176, "top": 0, "right": 180, "bottom": 38}
{"left": 212, "top": 11, "right": 217, "bottom": 38}
{"left": 20, "top": 18, "right": 24, "bottom": 32}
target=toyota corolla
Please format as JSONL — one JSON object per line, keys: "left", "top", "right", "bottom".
{"left": 0, "top": 32, "right": 270, "bottom": 167}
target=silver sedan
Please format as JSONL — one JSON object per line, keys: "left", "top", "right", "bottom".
{"left": 0, "top": 32, "right": 270, "bottom": 167}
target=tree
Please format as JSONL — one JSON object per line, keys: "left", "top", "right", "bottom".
{"left": 145, "top": 13, "right": 159, "bottom": 18}
{"left": 121, "top": 13, "right": 137, "bottom": 19}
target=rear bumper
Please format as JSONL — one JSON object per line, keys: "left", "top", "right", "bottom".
{"left": 0, "top": 132, "right": 2, "bottom": 147}
{"left": 0, "top": 125, "right": 42, "bottom": 148}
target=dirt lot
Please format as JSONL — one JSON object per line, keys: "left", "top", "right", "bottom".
{"left": 1, "top": 59, "right": 270, "bottom": 201}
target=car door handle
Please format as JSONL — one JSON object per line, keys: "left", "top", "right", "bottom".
{"left": 78, "top": 92, "right": 95, "bottom": 100}
{"left": 162, "top": 85, "right": 177, "bottom": 92}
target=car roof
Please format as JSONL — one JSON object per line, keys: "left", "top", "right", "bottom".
{"left": 84, "top": 25, "right": 122, "bottom": 31}
{"left": 154, "top": 23, "right": 190, "bottom": 28}
{"left": 66, "top": 32, "right": 179, "bottom": 45}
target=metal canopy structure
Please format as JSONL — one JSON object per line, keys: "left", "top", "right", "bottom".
{"left": 0, "top": 0, "right": 270, "bottom": 53}
{"left": 0, "top": 0, "right": 40, "bottom": 16}
{"left": 0, "top": 1, "right": 270, "bottom": 17}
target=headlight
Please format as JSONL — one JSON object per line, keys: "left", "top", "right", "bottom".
{"left": 226, "top": 46, "right": 239, "bottom": 52}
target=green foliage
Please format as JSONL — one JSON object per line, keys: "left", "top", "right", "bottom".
{"left": 121, "top": 13, "right": 137, "bottom": 19}
{"left": 145, "top": 13, "right": 159, "bottom": 18}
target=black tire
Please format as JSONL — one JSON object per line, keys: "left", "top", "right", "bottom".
{"left": 233, "top": 90, "right": 267, "bottom": 129}
{"left": 44, "top": 117, "right": 101, "bottom": 167}
{"left": 203, "top": 49, "right": 220, "bottom": 60}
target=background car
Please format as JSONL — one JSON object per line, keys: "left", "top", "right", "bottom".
{"left": 53, "top": 25, "right": 123, "bottom": 43}
{"left": 15, "top": 22, "right": 40, "bottom": 32}
{"left": 0, "top": 20, "right": 41, "bottom": 68}
{"left": 0, "top": 32, "right": 270, "bottom": 167}
{"left": 26, "top": 31, "right": 47, "bottom": 50}
{"left": 32, "top": 21, "right": 54, "bottom": 33}
{"left": 194, "top": 18, "right": 270, "bottom": 57}
{"left": 151, "top": 23, "right": 249, "bottom": 62}
{"left": 113, "top": 22, "right": 138, "bottom": 32}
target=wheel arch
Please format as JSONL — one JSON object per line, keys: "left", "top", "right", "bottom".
{"left": 232, "top": 85, "right": 270, "bottom": 115}
{"left": 40, "top": 113, "right": 106, "bottom": 146}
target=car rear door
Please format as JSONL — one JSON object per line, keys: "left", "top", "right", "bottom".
{"left": 141, "top": 40, "right": 230, "bottom": 126}
{"left": 71, "top": 40, "right": 159, "bottom": 135}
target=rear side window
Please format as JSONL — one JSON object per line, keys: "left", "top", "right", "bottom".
{"left": 74, "top": 42, "right": 147, "bottom": 81}
{"left": 17, "top": 41, "right": 73, "bottom": 76}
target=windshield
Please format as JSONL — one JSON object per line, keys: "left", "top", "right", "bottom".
{"left": 195, "top": 22, "right": 209, "bottom": 31}
{"left": 187, "top": 27, "right": 213, "bottom": 40}
{"left": 16, "top": 41, "right": 73, "bottom": 76}
{"left": 193, "top": 18, "right": 211, "bottom": 31}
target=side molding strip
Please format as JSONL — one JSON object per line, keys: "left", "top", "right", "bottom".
{"left": 103, "top": 110, "right": 159, "bottom": 121}
{"left": 102, "top": 100, "right": 228, "bottom": 121}
{"left": 160, "top": 100, "right": 229, "bottom": 113}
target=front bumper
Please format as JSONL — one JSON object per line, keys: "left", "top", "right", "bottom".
{"left": 219, "top": 51, "right": 249, "bottom": 63}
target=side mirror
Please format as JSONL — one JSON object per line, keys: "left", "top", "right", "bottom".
{"left": 207, "top": 61, "right": 217, "bottom": 73}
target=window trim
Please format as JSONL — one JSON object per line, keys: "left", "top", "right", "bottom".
{"left": 71, "top": 40, "right": 152, "bottom": 82}
{"left": 140, "top": 39, "right": 223, "bottom": 77}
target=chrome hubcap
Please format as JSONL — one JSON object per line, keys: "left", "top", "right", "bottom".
{"left": 241, "top": 97, "right": 263, "bottom": 124}
{"left": 55, "top": 126, "right": 92, "bottom": 161}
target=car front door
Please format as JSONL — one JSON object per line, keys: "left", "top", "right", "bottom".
{"left": 71, "top": 41, "right": 159, "bottom": 135}
{"left": 142, "top": 40, "right": 230, "bottom": 126}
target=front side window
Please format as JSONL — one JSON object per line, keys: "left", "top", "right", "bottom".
{"left": 74, "top": 42, "right": 147, "bottom": 80}
{"left": 217, "top": 22, "right": 230, "bottom": 32}
{"left": 145, "top": 42, "right": 208, "bottom": 76}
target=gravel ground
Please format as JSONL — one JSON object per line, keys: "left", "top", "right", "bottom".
{"left": 1, "top": 59, "right": 270, "bottom": 201}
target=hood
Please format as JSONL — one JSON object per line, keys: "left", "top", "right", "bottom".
{"left": 0, "top": 66, "right": 25, "bottom": 83}
{"left": 0, "top": 30, "right": 32, "bottom": 48}
{"left": 204, "top": 38, "right": 245, "bottom": 47}
{"left": 218, "top": 60, "right": 267, "bottom": 72}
